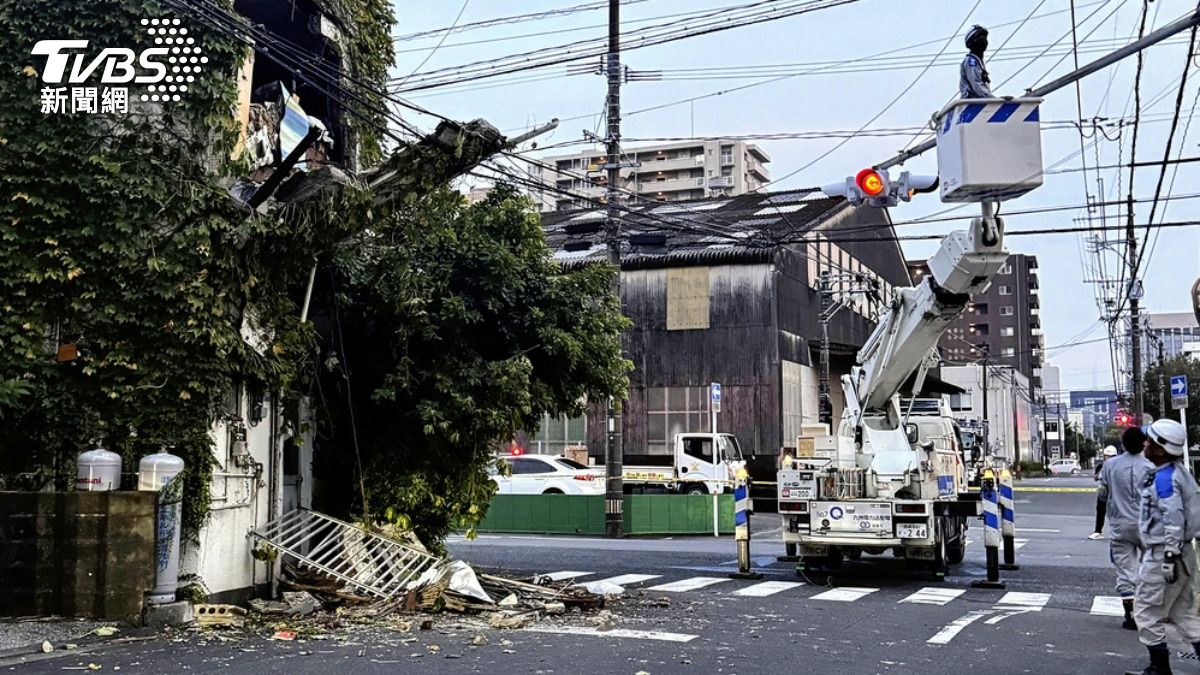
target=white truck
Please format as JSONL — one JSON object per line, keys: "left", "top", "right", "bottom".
{"left": 623, "top": 432, "right": 746, "bottom": 495}
{"left": 778, "top": 96, "right": 1045, "bottom": 575}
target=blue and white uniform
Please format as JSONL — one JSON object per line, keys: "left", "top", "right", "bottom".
{"left": 1134, "top": 461, "right": 1200, "bottom": 647}
{"left": 959, "top": 53, "right": 992, "bottom": 99}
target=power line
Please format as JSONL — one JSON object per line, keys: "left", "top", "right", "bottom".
{"left": 391, "top": 0, "right": 650, "bottom": 42}
{"left": 393, "top": 0, "right": 473, "bottom": 89}
{"left": 390, "top": 0, "right": 861, "bottom": 92}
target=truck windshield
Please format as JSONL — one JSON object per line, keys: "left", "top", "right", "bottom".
{"left": 718, "top": 435, "right": 743, "bottom": 462}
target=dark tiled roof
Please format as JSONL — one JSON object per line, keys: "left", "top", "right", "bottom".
{"left": 540, "top": 189, "right": 845, "bottom": 269}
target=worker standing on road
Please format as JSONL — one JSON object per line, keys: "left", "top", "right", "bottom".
{"left": 1125, "top": 419, "right": 1200, "bottom": 675}
{"left": 1098, "top": 433, "right": 1150, "bottom": 629}
{"left": 960, "top": 25, "right": 993, "bottom": 98}
{"left": 1091, "top": 445, "right": 1120, "bottom": 540}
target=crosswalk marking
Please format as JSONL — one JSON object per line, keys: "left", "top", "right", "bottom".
{"left": 1090, "top": 596, "right": 1125, "bottom": 617}
{"left": 901, "top": 587, "right": 966, "bottom": 605}
{"left": 732, "top": 581, "right": 805, "bottom": 597}
{"left": 928, "top": 610, "right": 991, "bottom": 645}
{"left": 542, "top": 571, "right": 593, "bottom": 582}
{"left": 525, "top": 626, "right": 698, "bottom": 643}
{"left": 997, "top": 592, "right": 1050, "bottom": 609}
{"left": 647, "top": 576, "right": 730, "bottom": 592}
{"left": 597, "top": 574, "right": 661, "bottom": 587}
{"left": 811, "top": 587, "right": 878, "bottom": 602}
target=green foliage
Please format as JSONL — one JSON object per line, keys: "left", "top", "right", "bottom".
{"left": 1143, "top": 354, "right": 1200, "bottom": 447}
{"left": 320, "top": 186, "right": 631, "bottom": 546}
{"left": 1017, "top": 460, "right": 1045, "bottom": 476}
{"left": 1064, "top": 421, "right": 1099, "bottom": 465}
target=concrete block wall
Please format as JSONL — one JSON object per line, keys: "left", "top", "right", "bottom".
{"left": 0, "top": 491, "right": 156, "bottom": 621}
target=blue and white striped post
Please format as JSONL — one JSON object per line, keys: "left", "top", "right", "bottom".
{"left": 729, "top": 472, "right": 763, "bottom": 580}
{"left": 971, "top": 468, "right": 1006, "bottom": 589}
{"left": 998, "top": 467, "right": 1020, "bottom": 571}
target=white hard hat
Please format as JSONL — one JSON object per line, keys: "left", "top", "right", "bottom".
{"left": 1143, "top": 419, "right": 1187, "bottom": 456}
{"left": 1103, "top": 445, "right": 1118, "bottom": 458}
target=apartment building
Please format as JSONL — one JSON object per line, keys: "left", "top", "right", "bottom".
{"left": 537, "top": 140, "right": 770, "bottom": 211}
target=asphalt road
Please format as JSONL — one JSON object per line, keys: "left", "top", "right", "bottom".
{"left": 5, "top": 476, "right": 1184, "bottom": 675}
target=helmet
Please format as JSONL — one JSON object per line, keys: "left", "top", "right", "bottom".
{"left": 1142, "top": 419, "right": 1187, "bottom": 456}
{"left": 1103, "top": 445, "right": 1118, "bottom": 458}
{"left": 965, "top": 25, "right": 989, "bottom": 50}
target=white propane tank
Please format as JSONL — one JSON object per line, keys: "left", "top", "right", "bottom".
{"left": 138, "top": 450, "right": 186, "bottom": 605}
{"left": 75, "top": 447, "right": 122, "bottom": 491}
{"left": 138, "top": 450, "right": 185, "bottom": 491}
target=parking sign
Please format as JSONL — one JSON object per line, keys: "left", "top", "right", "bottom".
{"left": 710, "top": 382, "right": 721, "bottom": 413}
{"left": 1172, "top": 374, "right": 1189, "bottom": 410}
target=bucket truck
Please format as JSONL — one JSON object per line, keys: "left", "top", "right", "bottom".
{"left": 778, "top": 97, "right": 1045, "bottom": 575}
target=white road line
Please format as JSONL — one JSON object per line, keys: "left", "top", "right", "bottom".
{"left": 927, "top": 610, "right": 993, "bottom": 645}
{"left": 542, "top": 571, "right": 593, "bottom": 582}
{"left": 733, "top": 581, "right": 805, "bottom": 597}
{"left": 1019, "top": 528, "right": 1061, "bottom": 533}
{"left": 997, "top": 592, "right": 1051, "bottom": 609}
{"left": 1090, "top": 596, "right": 1125, "bottom": 617}
{"left": 811, "top": 587, "right": 878, "bottom": 602}
{"left": 901, "top": 587, "right": 966, "bottom": 606}
{"left": 646, "top": 576, "right": 730, "bottom": 592}
{"left": 524, "top": 626, "right": 697, "bottom": 643}
{"left": 597, "top": 574, "right": 661, "bottom": 587}
{"left": 1015, "top": 539, "right": 1029, "bottom": 550}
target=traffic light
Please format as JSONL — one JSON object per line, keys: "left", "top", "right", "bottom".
{"left": 822, "top": 168, "right": 939, "bottom": 208}
{"left": 856, "top": 168, "right": 887, "bottom": 198}
{"left": 1114, "top": 410, "right": 1132, "bottom": 427}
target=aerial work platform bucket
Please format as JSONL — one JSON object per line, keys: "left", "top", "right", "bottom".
{"left": 935, "top": 97, "right": 1044, "bottom": 203}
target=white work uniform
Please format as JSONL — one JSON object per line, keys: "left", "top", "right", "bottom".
{"left": 1099, "top": 451, "right": 1153, "bottom": 597}
{"left": 1134, "top": 461, "right": 1200, "bottom": 647}
{"left": 959, "top": 53, "right": 992, "bottom": 98}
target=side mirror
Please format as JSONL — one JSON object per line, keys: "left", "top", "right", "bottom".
{"left": 905, "top": 424, "right": 919, "bottom": 445}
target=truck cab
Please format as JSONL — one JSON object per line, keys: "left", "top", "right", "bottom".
{"left": 623, "top": 432, "right": 745, "bottom": 495}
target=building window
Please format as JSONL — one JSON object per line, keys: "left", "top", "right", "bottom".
{"left": 1000, "top": 306, "right": 1015, "bottom": 316}
{"left": 998, "top": 285, "right": 1012, "bottom": 296}
{"left": 527, "top": 412, "right": 587, "bottom": 455}
{"left": 1001, "top": 327, "right": 1015, "bottom": 337}
{"left": 647, "top": 386, "right": 712, "bottom": 454}
{"left": 1001, "top": 347, "right": 1016, "bottom": 357}
{"left": 999, "top": 263, "right": 1012, "bottom": 274}
{"left": 949, "top": 392, "right": 973, "bottom": 412}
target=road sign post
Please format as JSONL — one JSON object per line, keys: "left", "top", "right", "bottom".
{"left": 1173, "top": 375, "right": 1189, "bottom": 468}
{"left": 710, "top": 383, "right": 721, "bottom": 538}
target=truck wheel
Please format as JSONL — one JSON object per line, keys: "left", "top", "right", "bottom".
{"left": 684, "top": 485, "right": 708, "bottom": 496}
{"left": 930, "top": 521, "right": 949, "bottom": 580}
{"left": 785, "top": 543, "right": 798, "bottom": 558}
{"left": 945, "top": 518, "right": 967, "bottom": 565}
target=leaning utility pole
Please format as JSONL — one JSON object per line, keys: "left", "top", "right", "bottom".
{"left": 603, "top": 0, "right": 624, "bottom": 538}
{"left": 1126, "top": 196, "right": 1145, "bottom": 419}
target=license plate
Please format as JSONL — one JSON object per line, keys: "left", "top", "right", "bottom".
{"left": 897, "top": 524, "right": 928, "bottom": 539}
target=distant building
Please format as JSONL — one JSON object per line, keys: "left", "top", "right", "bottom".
{"left": 1071, "top": 389, "right": 1118, "bottom": 421}
{"left": 939, "top": 364, "right": 1036, "bottom": 464}
{"left": 1041, "top": 363, "right": 1062, "bottom": 404}
{"left": 1130, "top": 312, "right": 1200, "bottom": 372}
{"left": 1068, "top": 407, "right": 1101, "bottom": 443}
{"left": 537, "top": 140, "right": 770, "bottom": 211}
{"left": 909, "top": 254, "right": 1045, "bottom": 391}
{"left": 538, "top": 188, "right": 914, "bottom": 482}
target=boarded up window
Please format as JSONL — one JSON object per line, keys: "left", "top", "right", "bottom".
{"left": 666, "top": 267, "right": 711, "bottom": 330}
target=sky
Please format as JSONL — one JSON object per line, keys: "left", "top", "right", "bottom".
{"left": 385, "top": 0, "right": 1200, "bottom": 394}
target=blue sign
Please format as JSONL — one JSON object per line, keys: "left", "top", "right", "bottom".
{"left": 829, "top": 506, "right": 844, "bottom": 520}
{"left": 1172, "top": 375, "right": 1189, "bottom": 397}
{"left": 710, "top": 382, "right": 721, "bottom": 403}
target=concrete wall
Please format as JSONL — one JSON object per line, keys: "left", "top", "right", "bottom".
{"left": 0, "top": 491, "right": 156, "bottom": 621}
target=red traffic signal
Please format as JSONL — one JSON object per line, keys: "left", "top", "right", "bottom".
{"left": 1114, "top": 411, "right": 1132, "bottom": 427}
{"left": 855, "top": 168, "right": 887, "bottom": 197}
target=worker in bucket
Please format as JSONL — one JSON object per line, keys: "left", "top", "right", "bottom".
{"left": 960, "top": 25, "right": 993, "bottom": 98}
{"left": 1124, "top": 419, "right": 1200, "bottom": 675}
{"left": 1097, "top": 430, "right": 1151, "bottom": 630}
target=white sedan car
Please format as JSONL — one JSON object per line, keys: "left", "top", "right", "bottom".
{"left": 1047, "top": 458, "right": 1081, "bottom": 476}
{"left": 490, "top": 454, "right": 605, "bottom": 495}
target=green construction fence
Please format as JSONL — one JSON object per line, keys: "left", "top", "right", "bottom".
{"left": 476, "top": 494, "right": 734, "bottom": 535}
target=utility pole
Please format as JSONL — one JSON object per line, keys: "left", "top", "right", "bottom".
{"left": 980, "top": 346, "right": 990, "bottom": 456}
{"left": 1127, "top": 195, "right": 1145, "bottom": 420}
{"left": 603, "top": 0, "right": 624, "bottom": 538}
